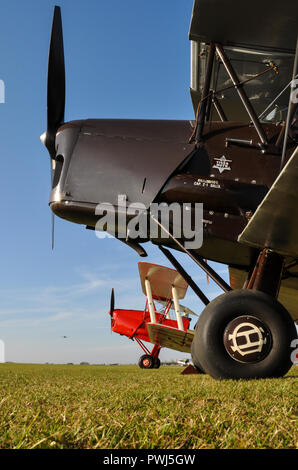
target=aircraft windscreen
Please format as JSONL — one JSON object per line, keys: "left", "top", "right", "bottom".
{"left": 192, "top": 43, "right": 295, "bottom": 122}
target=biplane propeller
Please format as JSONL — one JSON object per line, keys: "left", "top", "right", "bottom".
{"left": 40, "top": 5, "right": 65, "bottom": 249}
{"left": 109, "top": 288, "right": 115, "bottom": 330}
{"left": 109, "top": 288, "right": 115, "bottom": 316}
{"left": 41, "top": 1, "right": 298, "bottom": 379}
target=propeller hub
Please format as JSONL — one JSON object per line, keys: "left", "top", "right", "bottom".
{"left": 40, "top": 131, "right": 47, "bottom": 146}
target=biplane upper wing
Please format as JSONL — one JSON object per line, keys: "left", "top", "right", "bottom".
{"left": 189, "top": 0, "right": 297, "bottom": 52}
{"left": 138, "top": 262, "right": 188, "bottom": 301}
{"left": 146, "top": 323, "right": 194, "bottom": 353}
{"left": 238, "top": 146, "right": 298, "bottom": 258}
{"left": 189, "top": 0, "right": 297, "bottom": 119}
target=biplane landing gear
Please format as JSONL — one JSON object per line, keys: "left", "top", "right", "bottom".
{"left": 137, "top": 343, "right": 161, "bottom": 369}
{"left": 138, "top": 354, "right": 154, "bottom": 369}
{"left": 138, "top": 355, "right": 161, "bottom": 369}
{"left": 191, "top": 289, "right": 297, "bottom": 380}
{"left": 153, "top": 357, "right": 161, "bottom": 369}
{"left": 138, "top": 353, "right": 161, "bottom": 369}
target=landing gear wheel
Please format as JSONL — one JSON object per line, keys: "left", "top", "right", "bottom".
{"left": 191, "top": 289, "right": 297, "bottom": 380}
{"left": 190, "top": 339, "right": 205, "bottom": 374}
{"left": 138, "top": 354, "right": 154, "bottom": 369}
{"left": 153, "top": 357, "right": 161, "bottom": 369}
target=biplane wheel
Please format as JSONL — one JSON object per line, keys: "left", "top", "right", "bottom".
{"left": 191, "top": 289, "right": 297, "bottom": 380}
{"left": 138, "top": 354, "right": 154, "bottom": 369}
{"left": 190, "top": 339, "right": 205, "bottom": 374}
{"left": 153, "top": 358, "right": 161, "bottom": 369}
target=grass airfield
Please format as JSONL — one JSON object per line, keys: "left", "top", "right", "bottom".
{"left": 0, "top": 363, "right": 297, "bottom": 449}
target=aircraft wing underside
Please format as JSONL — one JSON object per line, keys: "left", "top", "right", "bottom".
{"left": 238, "top": 146, "right": 298, "bottom": 258}
{"left": 189, "top": 0, "right": 297, "bottom": 52}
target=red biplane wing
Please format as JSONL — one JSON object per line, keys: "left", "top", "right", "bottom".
{"left": 146, "top": 323, "right": 194, "bottom": 353}
{"left": 138, "top": 262, "right": 188, "bottom": 301}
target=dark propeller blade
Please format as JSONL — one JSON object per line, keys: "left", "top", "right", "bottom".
{"left": 44, "top": 5, "right": 65, "bottom": 157}
{"left": 109, "top": 288, "right": 115, "bottom": 332}
{"left": 110, "top": 288, "right": 115, "bottom": 317}
{"left": 41, "top": 7, "right": 65, "bottom": 249}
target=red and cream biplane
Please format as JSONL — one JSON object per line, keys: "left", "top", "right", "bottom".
{"left": 109, "top": 262, "right": 198, "bottom": 369}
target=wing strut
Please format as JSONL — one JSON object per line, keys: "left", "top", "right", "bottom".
{"left": 144, "top": 278, "right": 157, "bottom": 324}
{"left": 215, "top": 44, "right": 268, "bottom": 148}
{"left": 190, "top": 40, "right": 270, "bottom": 148}
{"left": 194, "top": 42, "right": 215, "bottom": 143}
{"left": 151, "top": 214, "right": 231, "bottom": 293}
{"left": 172, "top": 286, "right": 184, "bottom": 331}
{"left": 159, "top": 245, "right": 210, "bottom": 305}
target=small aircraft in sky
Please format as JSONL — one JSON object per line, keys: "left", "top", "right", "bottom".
{"left": 41, "top": 1, "right": 298, "bottom": 379}
{"left": 109, "top": 262, "right": 199, "bottom": 369}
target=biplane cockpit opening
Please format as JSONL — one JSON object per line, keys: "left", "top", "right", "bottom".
{"left": 41, "top": 1, "right": 297, "bottom": 379}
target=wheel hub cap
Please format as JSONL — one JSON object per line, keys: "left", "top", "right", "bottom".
{"left": 223, "top": 316, "right": 272, "bottom": 363}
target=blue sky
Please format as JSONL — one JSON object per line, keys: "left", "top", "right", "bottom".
{"left": 0, "top": 0, "right": 229, "bottom": 364}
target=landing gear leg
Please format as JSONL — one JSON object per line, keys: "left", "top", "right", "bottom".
{"left": 245, "top": 249, "right": 284, "bottom": 297}
{"left": 151, "top": 344, "right": 161, "bottom": 369}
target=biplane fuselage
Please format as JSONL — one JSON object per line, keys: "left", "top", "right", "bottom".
{"left": 50, "top": 118, "right": 293, "bottom": 268}
{"left": 111, "top": 308, "right": 190, "bottom": 344}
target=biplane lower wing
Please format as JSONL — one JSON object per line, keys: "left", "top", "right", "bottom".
{"left": 146, "top": 323, "right": 194, "bottom": 353}
{"left": 238, "top": 146, "right": 298, "bottom": 258}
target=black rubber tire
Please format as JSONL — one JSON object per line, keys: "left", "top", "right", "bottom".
{"left": 153, "top": 357, "right": 161, "bottom": 369}
{"left": 191, "top": 289, "right": 297, "bottom": 380}
{"left": 138, "top": 354, "right": 154, "bottom": 369}
{"left": 191, "top": 340, "right": 205, "bottom": 374}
